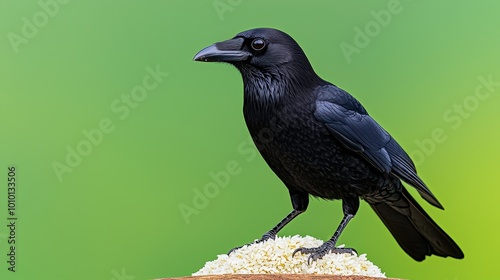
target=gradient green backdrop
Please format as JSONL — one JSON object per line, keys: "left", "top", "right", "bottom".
{"left": 1, "top": 1, "right": 499, "bottom": 279}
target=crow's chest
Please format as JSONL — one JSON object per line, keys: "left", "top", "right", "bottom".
{"left": 245, "top": 107, "right": 339, "bottom": 169}
{"left": 243, "top": 105, "right": 377, "bottom": 198}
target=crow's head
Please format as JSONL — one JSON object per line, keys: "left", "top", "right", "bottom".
{"left": 194, "top": 28, "right": 321, "bottom": 92}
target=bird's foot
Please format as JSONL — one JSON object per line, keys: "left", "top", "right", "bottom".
{"left": 293, "top": 242, "right": 357, "bottom": 264}
{"left": 228, "top": 231, "right": 276, "bottom": 255}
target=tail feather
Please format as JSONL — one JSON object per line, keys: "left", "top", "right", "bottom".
{"left": 368, "top": 187, "right": 464, "bottom": 261}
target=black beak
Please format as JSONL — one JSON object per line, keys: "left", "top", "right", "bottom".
{"left": 193, "top": 37, "right": 251, "bottom": 62}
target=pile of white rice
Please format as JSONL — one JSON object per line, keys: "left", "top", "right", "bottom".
{"left": 193, "top": 235, "right": 386, "bottom": 277}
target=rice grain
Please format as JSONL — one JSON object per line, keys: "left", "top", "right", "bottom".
{"left": 193, "top": 235, "right": 386, "bottom": 277}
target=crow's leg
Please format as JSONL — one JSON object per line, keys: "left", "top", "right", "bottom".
{"left": 293, "top": 197, "right": 359, "bottom": 264}
{"left": 228, "top": 191, "right": 309, "bottom": 254}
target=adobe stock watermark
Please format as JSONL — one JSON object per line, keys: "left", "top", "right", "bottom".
{"left": 111, "top": 267, "right": 135, "bottom": 280}
{"left": 409, "top": 74, "right": 499, "bottom": 166}
{"left": 213, "top": 0, "right": 243, "bottom": 21}
{"left": 7, "top": 0, "right": 71, "bottom": 54}
{"left": 179, "top": 112, "right": 311, "bottom": 224}
{"left": 51, "top": 65, "right": 169, "bottom": 182}
{"left": 178, "top": 139, "right": 255, "bottom": 224}
{"left": 340, "top": 0, "right": 410, "bottom": 63}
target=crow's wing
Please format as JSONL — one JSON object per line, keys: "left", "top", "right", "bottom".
{"left": 313, "top": 85, "right": 443, "bottom": 209}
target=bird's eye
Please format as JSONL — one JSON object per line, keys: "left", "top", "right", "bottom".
{"left": 251, "top": 38, "right": 266, "bottom": 51}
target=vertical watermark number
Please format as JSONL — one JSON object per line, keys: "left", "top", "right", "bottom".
{"left": 6, "top": 166, "right": 17, "bottom": 272}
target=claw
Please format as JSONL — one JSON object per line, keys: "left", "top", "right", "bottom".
{"left": 261, "top": 232, "right": 276, "bottom": 241}
{"left": 228, "top": 245, "right": 244, "bottom": 255}
{"left": 228, "top": 231, "right": 276, "bottom": 255}
{"left": 293, "top": 244, "right": 357, "bottom": 264}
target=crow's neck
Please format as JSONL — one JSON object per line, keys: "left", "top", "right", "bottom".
{"left": 239, "top": 65, "right": 322, "bottom": 111}
{"left": 241, "top": 70, "right": 287, "bottom": 108}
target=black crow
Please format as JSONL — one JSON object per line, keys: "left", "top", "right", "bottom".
{"left": 193, "top": 28, "right": 464, "bottom": 262}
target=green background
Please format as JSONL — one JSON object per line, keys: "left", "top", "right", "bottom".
{"left": 1, "top": 1, "right": 499, "bottom": 279}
